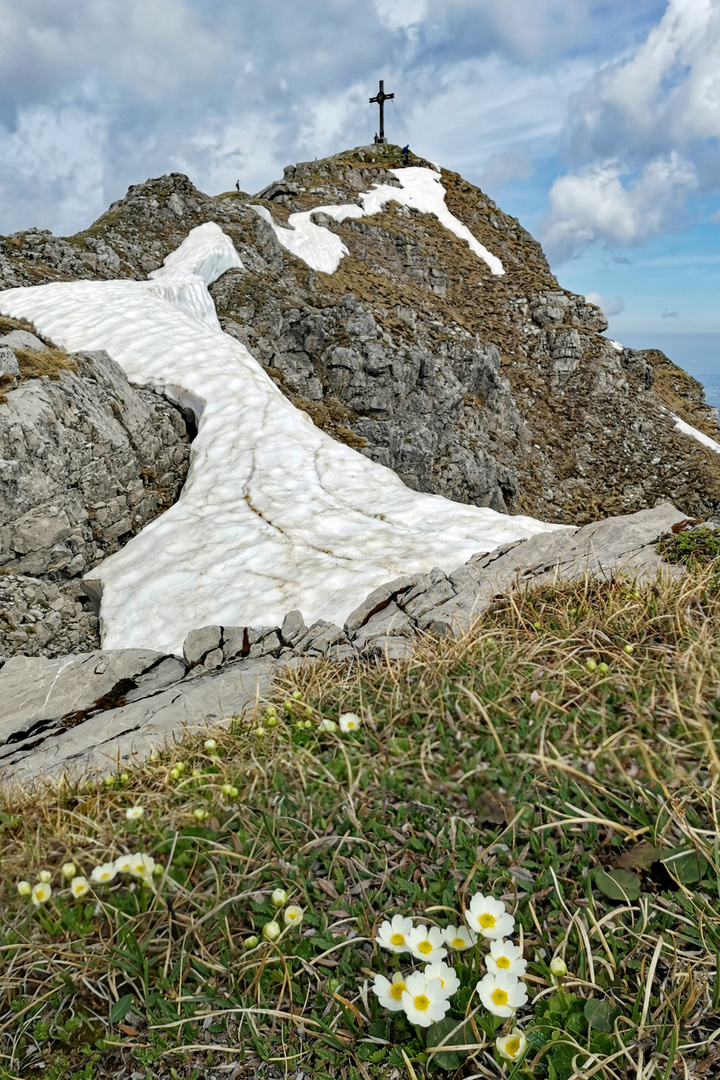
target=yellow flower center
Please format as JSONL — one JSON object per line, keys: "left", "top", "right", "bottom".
{"left": 418, "top": 940, "right": 433, "bottom": 954}
{"left": 492, "top": 988, "right": 509, "bottom": 1006}
{"left": 288, "top": 912, "right": 298, "bottom": 920}
{"left": 438, "top": 977, "right": 446, "bottom": 988}
{"left": 507, "top": 1037, "right": 521, "bottom": 1057}
{"left": 451, "top": 936, "right": 466, "bottom": 948}
{"left": 480, "top": 913, "right": 497, "bottom": 929}
{"left": 390, "top": 933, "right": 405, "bottom": 946}
{"left": 390, "top": 982, "right": 405, "bottom": 1000}
{"left": 496, "top": 956, "right": 510, "bottom": 968}
{"left": 413, "top": 994, "right": 430, "bottom": 1012}
{"left": 347, "top": 721, "right": 355, "bottom": 729}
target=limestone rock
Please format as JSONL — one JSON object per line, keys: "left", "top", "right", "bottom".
{"left": 0, "top": 329, "right": 45, "bottom": 352}
{"left": 0, "top": 348, "right": 191, "bottom": 658}
{"left": 0, "top": 652, "right": 272, "bottom": 786}
{"left": 0, "top": 344, "right": 19, "bottom": 378}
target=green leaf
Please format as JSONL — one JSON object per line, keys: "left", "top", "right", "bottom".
{"left": 110, "top": 994, "right": 133, "bottom": 1024}
{"left": 426, "top": 1016, "right": 471, "bottom": 1071}
{"left": 663, "top": 848, "right": 709, "bottom": 884}
{"left": 594, "top": 867, "right": 642, "bottom": 900}
{"left": 584, "top": 998, "right": 614, "bottom": 1032}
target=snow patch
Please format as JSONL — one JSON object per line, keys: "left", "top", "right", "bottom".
{"left": 672, "top": 414, "right": 720, "bottom": 455}
{"left": 0, "top": 223, "right": 553, "bottom": 657}
{"left": 254, "top": 166, "right": 504, "bottom": 277}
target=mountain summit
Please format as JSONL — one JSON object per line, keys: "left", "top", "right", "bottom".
{"left": 1, "top": 142, "right": 718, "bottom": 528}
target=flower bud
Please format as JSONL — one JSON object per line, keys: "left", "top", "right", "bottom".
{"left": 193, "top": 808, "right": 207, "bottom": 821}
{"left": 61, "top": 862, "right": 77, "bottom": 879}
{"left": 37, "top": 870, "right": 52, "bottom": 884}
{"left": 204, "top": 738, "right": 217, "bottom": 751}
{"left": 271, "top": 888, "right": 288, "bottom": 908}
{"left": 263, "top": 920, "right": 281, "bottom": 941}
{"left": 244, "top": 935, "right": 259, "bottom": 949}
{"left": 16, "top": 880, "right": 32, "bottom": 897}
{"left": 550, "top": 956, "right": 567, "bottom": 977}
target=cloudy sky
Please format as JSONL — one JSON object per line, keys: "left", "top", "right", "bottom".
{"left": 1, "top": 0, "right": 719, "bottom": 393}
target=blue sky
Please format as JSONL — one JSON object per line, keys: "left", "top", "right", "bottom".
{"left": 0, "top": 0, "right": 718, "bottom": 397}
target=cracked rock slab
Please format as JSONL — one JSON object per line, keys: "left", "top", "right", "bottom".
{"left": 0, "top": 653, "right": 273, "bottom": 787}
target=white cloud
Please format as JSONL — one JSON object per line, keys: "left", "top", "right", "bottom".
{"left": 541, "top": 153, "right": 697, "bottom": 262}
{"left": 565, "top": 0, "right": 720, "bottom": 160}
{"left": 373, "top": 0, "right": 429, "bottom": 31}
{"left": 542, "top": 0, "right": 720, "bottom": 261}
{"left": 585, "top": 291, "right": 625, "bottom": 317}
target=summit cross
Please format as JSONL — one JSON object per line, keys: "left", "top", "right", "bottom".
{"left": 369, "top": 79, "right": 394, "bottom": 144}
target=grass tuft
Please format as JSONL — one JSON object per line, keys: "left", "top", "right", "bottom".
{"left": 1, "top": 563, "right": 719, "bottom": 1078}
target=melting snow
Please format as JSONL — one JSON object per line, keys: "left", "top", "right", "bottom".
{"left": 253, "top": 166, "right": 504, "bottom": 277}
{"left": 672, "top": 414, "right": 720, "bottom": 455}
{"left": 0, "top": 222, "right": 558, "bottom": 656}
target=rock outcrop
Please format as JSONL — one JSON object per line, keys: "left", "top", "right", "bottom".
{"left": 2, "top": 145, "right": 719, "bottom": 526}
{"left": 0, "top": 328, "right": 191, "bottom": 658}
{"left": 0, "top": 503, "right": 690, "bottom": 786}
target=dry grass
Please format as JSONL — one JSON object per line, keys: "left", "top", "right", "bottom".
{"left": 13, "top": 346, "right": 77, "bottom": 382}
{"left": 1, "top": 559, "right": 719, "bottom": 1079}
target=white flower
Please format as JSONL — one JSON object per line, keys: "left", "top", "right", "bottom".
{"left": 114, "top": 854, "right": 134, "bottom": 874}
{"left": 284, "top": 904, "right": 304, "bottom": 928}
{"left": 550, "top": 956, "right": 567, "bottom": 977}
{"left": 61, "top": 862, "right": 77, "bottom": 879}
{"left": 372, "top": 972, "right": 407, "bottom": 1011}
{"left": 128, "top": 853, "right": 155, "bottom": 879}
{"left": 37, "top": 870, "right": 52, "bottom": 884}
{"left": 271, "top": 888, "right": 288, "bottom": 908}
{"left": 263, "top": 920, "right": 281, "bottom": 941}
{"left": 339, "top": 712, "right": 361, "bottom": 733}
{"left": 408, "top": 924, "right": 448, "bottom": 963}
{"left": 466, "top": 893, "right": 515, "bottom": 939}
{"left": 376, "top": 913, "right": 414, "bottom": 954}
{"left": 31, "top": 882, "right": 52, "bottom": 906}
{"left": 91, "top": 862, "right": 117, "bottom": 885}
{"left": 486, "top": 938, "right": 527, "bottom": 978}
{"left": 16, "top": 880, "right": 32, "bottom": 897}
{"left": 401, "top": 971, "right": 450, "bottom": 1027}
{"left": 443, "top": 924, "right": 478, "bottom": 951}
{"left": 125, "top": 805, "right": 144, "bottom": 821}
{"left": 70, "top": 876, "right": 90, "bottom": 899}
{"left": 496, "top": 1029, "right": 527, "bottom": 1062}
{"left": 476, "top": 971, "right": 528, "bottom": 1017}
{"left": 423, "top": 961, "right": 460, "bottom": 997}
{"left": 319, "top": 719, "right": 338, "bottom": 732}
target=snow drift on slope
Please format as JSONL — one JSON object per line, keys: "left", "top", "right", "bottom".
{"left": 253, "top": 166, "right": 505, "bottom": 276}
{"left": 0, "top": 221, "right": 560, "bottom": 656}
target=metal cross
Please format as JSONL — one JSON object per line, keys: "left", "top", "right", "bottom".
{"left": 369, "top": 79, "right": 394, "bottom": 144}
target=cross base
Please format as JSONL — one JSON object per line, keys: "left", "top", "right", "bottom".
{"left": 373, "top": 135, "right": 388, "bottom": 145}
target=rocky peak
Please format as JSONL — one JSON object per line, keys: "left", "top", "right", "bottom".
{"left": 1, "top": 144, "right": 719, "bottom": 525}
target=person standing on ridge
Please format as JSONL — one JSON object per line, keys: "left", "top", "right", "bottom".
{"left": 402, "top": 144, "right": 410, "bottom": 165}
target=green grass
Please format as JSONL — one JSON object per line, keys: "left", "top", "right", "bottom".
{"left": 1, "top": 563, "right": 719, "bottom": 1079}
